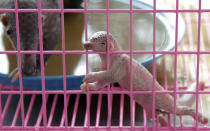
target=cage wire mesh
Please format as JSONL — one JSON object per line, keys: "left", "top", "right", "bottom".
{"left": 0, "top": 0, "right": 210, "bottom": 130}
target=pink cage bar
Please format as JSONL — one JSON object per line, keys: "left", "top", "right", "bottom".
{"left": 0, "top": 0, "right": 210, "bottom": 130}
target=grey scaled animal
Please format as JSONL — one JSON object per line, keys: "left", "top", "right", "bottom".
{"left": 0, "top": 0, "right": 61, "bottom": 82}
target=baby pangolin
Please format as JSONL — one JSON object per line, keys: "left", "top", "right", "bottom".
{"left": 80, "top": 31, "right": 208, "bottom": 126}
{"left": 0, "top": 0, "right": 61, "bottom": 82}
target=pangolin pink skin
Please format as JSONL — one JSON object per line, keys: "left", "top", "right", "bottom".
{"left": 80, "top": 31, "right": 208, "bottom": 126}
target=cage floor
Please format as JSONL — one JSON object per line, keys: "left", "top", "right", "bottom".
{"left": 1, "top": 93, "right": 145, "bottom": 127}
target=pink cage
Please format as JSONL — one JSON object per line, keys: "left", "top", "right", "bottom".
{"left": 0, "top": 0, "right": 210, "bottom": 130}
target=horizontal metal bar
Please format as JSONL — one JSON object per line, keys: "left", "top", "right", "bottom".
{"left": 0, "top": 9, "right": 210, "bottom": 13}
{"left": 0, "top": 89, "right": 210, "bottom": 94}
{"left": 1, "top": 50, "right": 210, "bottom": 55}
{"left": 1, "top": 126, "right": 210, "bottom": 130}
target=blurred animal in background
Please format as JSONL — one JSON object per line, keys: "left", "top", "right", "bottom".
{"left": 80, "top": 31, "right": 208, "bottom": 126}
{"left": 0, "top": 0, "right": 61, "bottom": 82}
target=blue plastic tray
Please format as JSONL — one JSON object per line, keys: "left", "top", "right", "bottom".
{"left": 0, "top": 73, "right": 84, "bottom": 90}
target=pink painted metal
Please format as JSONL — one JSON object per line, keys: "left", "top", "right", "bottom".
{"left": 129, "top": 0, "right": 135, "bottom": 129}
{"left": 2, "top": 50, "right": 210, "bottom": 55}
{"left": 37, "top": 0, "right": 47, "bottom": 128}
{"left": 71, "top": 95, "right": 80, "bottom": 127}
{"left": 14, "top": 0, "right": 25, "bottom": 127}
{"left": 1, "top": 88, "right": 210, "bottom": 95}
{"left": 24, "top": 94, "right": 36, "bottom": 126}
{"left": 152, "top": 0, "right": 156, "bottom": 127}
{"left": 195, "top": 0, "right": 202, "bottom": 128}
{"left": 2, "top": 8, "right": 210, "bottom": 13}
{"left": 106, "top": 0, "right": 112, "bottom": 129}
{"left": 84, "top": 0, "right": 91, "bottom": 129}
{"left": 172, "top": 0, "right": 179, "bottom": 127}
{"left": 60, "top": 94, "right": 70, "bottom": 126}
{"left": 0, "top": 0, "right": 210, "bottom": 130}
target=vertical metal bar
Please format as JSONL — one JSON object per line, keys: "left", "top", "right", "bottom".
{"left": 24, "top": 95, "right": 36, "bottom": 126}
{"left": 84, "top": 0, "right": 91, "bottom": 129}
{"left": 183, "top": 7, "right": 199, "bottom": 126}
{"left": 201, "top": 14, "right": 210, "bottom": 123}
{"left": 199, "top": 94, "right": 204, "bottom": 121}
{"left": 198, "top": 22, "right": 207, "bottom": 118}
{"left": 84, "top": 95, "right": 92, "bottom": 127}
{"left": 183, "top": 5, "right": 197, "bottom": 126}
{"left": 129, "top": 0, "right": 134, "bottom": 129}
{"left": 47, "top": 94, "right": 58, "bottom": 126}
{"left": 173, "top": 0, "right": 179, "bottom": 127}
{"left": 152, "top": 0, "right": 156, "bottom": 127}
{"left": 143, "top": 109, "right": 147, "bottom": 128}
{"left": 14, "top": 0, "right": 25, "bottom": 126}
{"left": 110, "top": 94, "right": 113, "bottom": 125}
{"left": 60, "top": 95, "right": 70, "bottom": 127}
{"left": 35, "top": 95, "right": 49, "bottom": 127}
{"left": 0, "top": 92, "right": 2, "bottom": 127}
{"left": 195, "top": 0, "right": 202, "bottom": 128}
{"left": 11, "top": 97, "right": 21, "bottom": 126}
{"left": 119, "top": 94, "right": 124, "bottom": 127}
{"left": 96, "top": 94, "right": 102, "bottom": 127}
{"left": 1, "top": 95, "right": 12, "bottom": 120}
{"left": 179, "top": 38, "right": 192, "bottom": 125}
{"left": 106, "top": 0, "right": 112, "bottom": 129}
{"left": 200, "top": 24, "right": 210, "bottom": 83}
{"left": 179, "top": 116, "right": 183, "bottom": 127}
{"left": 167, "top": 114, "right": 171, "bottom": 127}
{"left": 60, "top": 0, "right": 68, "bottom": 128}
{"left": 37, "top": 0, "right": 47, "bottom": 127}
{"left": 71, "top": 94, "right": 80, "bottom": 127}
{"left": 180, "top": 52, "right": 189, "bottom": 126}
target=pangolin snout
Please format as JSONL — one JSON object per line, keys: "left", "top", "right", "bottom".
{"left": 22, "top": 64, "right": 37, "bottom": 75}
{"left": 21, "top": 54, "right": 37, "bottom": 75}
{"left": 83, "top": 42, "right": 93, "bottom": 50}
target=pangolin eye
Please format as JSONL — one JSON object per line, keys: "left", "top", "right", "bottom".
{"left": 6, "top": 29, "right": 12, "bottom": 35}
